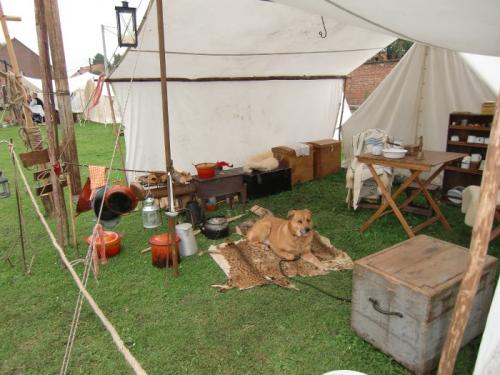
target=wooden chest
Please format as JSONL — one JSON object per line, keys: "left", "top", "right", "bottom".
{"left": 306, "top": 139, "right": 341, "bottom": 178}
{"left": 243, "top": 166, "right": 291, "bottom": 199}
{"left": 271, "top": 145, "right": 314, "bottom": 186}
{"left": 351, "top": 235, "right": 497, "bottom": 375}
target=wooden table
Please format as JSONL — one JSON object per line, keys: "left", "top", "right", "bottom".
{"left": 357, "top": 150, "right": 466, "bottom": 238}
{"left": 193, "top": 167, "right": 247, "bottom": 214}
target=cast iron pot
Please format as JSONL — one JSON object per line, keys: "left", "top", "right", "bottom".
{"left": 201, "top": 216, "right": 229, "bottom": 239}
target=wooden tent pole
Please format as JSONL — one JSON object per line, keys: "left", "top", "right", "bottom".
{"left": 156, "top": 0, "right": 179, "bottom": 276}
{"left": 44, "top": 0, "right": 82, "bottom": 195}
{"left": 0, "top": 1, "right": 34, "bottom": 128}
{"left": 101, "top": 24, "right": 127, "bottom": 182}
{"left": 105, "top": 81, "right": 127, "bottom": 182}
{"left": 34, "top": 0, "right": 68, "bottom": 248}
{"left": 437, "top": 94, "right": 500, "bottom": 374}
{"left": 33, "top": 0, "right": 58, "bottom": 156}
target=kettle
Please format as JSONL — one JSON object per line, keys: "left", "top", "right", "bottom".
{"left": 185, "top": 200, "right": 202, "bottom": 227}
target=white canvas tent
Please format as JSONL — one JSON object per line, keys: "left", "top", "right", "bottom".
{"left": 69, "top": 72, "right": 121, "bottom": 124}
{"left": 109, "top": 0, "right": 394, "bottom": 178}
{"left": 110, "top": 0, "right": 500, "bottom": 372}
{"left": 341, "top": 44, "right": 498, "bottom": 163}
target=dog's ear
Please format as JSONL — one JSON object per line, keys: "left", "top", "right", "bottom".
{"left": 304, "top": 208, "right": 312, "bottom": 216}
{"left": 287, "top": 210, "right": 296, "bottom": 220}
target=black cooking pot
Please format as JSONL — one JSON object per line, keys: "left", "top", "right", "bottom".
{"left": 201, "top": 216, "right": 229, "bottom": 239}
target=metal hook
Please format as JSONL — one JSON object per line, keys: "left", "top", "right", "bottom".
{"left": 319, "top": 16, "right": 327, "bottom": 38}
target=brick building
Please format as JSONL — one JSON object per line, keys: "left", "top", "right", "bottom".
{"left": 345, "top": 59, "right": 398, "bottom": 111}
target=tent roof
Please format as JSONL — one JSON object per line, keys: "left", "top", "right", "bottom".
{"left": 110, "top": 0, "right": 394, "bottom": 79}
{"left": 277, "top": 0, "right": 500, "bottom": 57}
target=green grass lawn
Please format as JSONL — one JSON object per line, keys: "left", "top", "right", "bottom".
{"left": 0, "top": 122, "right": 498, "bottom": 374}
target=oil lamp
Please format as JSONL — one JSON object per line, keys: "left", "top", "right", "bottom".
{"left": 0, "top": 170, "right": 10, "bottom": 199}
{"left": 115, "top": 1, "right": 138, "bottom": 48}
{"left": 142, "top": 197, "right": 161, "bottom": 229}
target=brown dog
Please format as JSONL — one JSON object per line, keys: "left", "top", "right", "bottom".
{"left": 247, "top": 209, "right": 326, "bottom": 271}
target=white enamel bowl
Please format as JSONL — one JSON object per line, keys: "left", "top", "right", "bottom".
{"left": 382, "top": 148, "right": 408, "bottom": 159}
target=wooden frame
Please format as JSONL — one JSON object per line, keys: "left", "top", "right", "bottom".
{"left": 357, "top": 150, "right": 465, "bottom": 238}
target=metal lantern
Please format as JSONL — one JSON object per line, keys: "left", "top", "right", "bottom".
{"left": 142, "top": 197, "right": 161, "bottom": 229}
{"left": 0, "top": 170, "right": 10, "bottom": 199}
{"left": 115, "top": 1, "right": 138, "bottom": 47}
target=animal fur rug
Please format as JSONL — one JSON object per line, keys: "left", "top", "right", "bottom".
{"left": 209, "top": 231, "right": 353, "bottom": 290}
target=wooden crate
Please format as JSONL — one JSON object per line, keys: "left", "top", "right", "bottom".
{"left": 306, "top": 139, "right": 341, "bottom": 178}
{"left": 351, "top": 235, "right": 497, "bottom": 375}
{"left": 271, "top": 145, "right": 314, "bottom": 186}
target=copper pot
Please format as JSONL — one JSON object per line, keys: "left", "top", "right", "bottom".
{"left": 195, "top": 163, "right": 216, "bottom": 179}
{"left": 104, "top": 185, "right": 138, "bottom": 215}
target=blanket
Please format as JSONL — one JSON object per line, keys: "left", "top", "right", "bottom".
{"left": 209, "top": 231, "right": 353, "bottom": 290}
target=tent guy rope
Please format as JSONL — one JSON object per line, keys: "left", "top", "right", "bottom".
{"left": 0, "top": 140, "right": 147, "bottom": 375}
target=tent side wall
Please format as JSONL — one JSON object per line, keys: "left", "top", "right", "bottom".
{"left": 113, "top": 79, "right": 343, "bottom": 179}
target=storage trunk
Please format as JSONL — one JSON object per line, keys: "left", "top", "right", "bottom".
{"left": 306, "top": 139, "right": 341, "bottom": 178}
{"left": 271, "top": 145, "right": 314, "bottom": 186}
{"left": 243, "top": 166, "right": 291, "bottom": 199}
{"left": 351, "top": 235, "right": 497, "bottom": 375}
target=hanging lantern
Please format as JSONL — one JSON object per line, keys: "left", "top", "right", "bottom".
{"left": 0, "top": 170, "right": 10, "bottom": 199}
{"left": 142, "top": 197, "right": 161, "bottom": 229}
{"left": 115, "top": 1, "right": 138, "bottom": 48}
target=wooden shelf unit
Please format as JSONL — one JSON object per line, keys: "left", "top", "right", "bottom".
{"left": 442, "top": 113, "right": 493, "bottom": 196}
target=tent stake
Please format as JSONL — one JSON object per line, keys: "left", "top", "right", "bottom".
{"left": 437, "top": 94, "right": 500, "bottom": 374}
{"left": 156, "top": 0, "right": 179, "bottom": 276}
{"left": 9, "top": 140, "right": 28, "bottom": 273}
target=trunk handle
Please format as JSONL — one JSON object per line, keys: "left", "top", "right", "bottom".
{"left": 369, "top": 298, "right": 403, "bottom": 318}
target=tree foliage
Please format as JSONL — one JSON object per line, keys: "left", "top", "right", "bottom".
{"left": 92, "top": 53, "right": 105, "bottom": 65}
{"left": 385, "top": 39, "right": 414, "bottom": 60}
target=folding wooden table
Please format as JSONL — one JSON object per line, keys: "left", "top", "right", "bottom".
{"left": 357, "top": 150, "right": 466, "bottom": 238}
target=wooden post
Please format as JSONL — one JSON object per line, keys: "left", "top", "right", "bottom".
{"left": 156, "top": 0, "right": 178, "bottom": 276}
{"left": 437, "top": 94, "right": 500, "bottom": 374}
{"left": 34, "top": 0, "right": 68, "bottom": 247}
{"left": 44, "top": 0, "right": 82, "bottom": 195}
{"left": 33, "top": 0, "right": 58, "bottom": 156}
{"left": 0, "top": 1, "right": 34, "bottom": 128}
{"left": 65, "top": 174, "right": 79, "bottom": 256}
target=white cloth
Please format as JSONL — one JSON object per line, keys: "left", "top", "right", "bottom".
{"left": 290, "top": 143, "right": 311, "bottom": 157}
{"left": 346, "top": 128, "right": 392, "bottom": 210}
{"left": 474, "top": 277, "right": 500, "bottom": 375}
{"left": 29, "top": 102, "right": 45, "bottom": 118}
{"left": 114, "top": 79, "right": 344, "bottom": 180}
{"left": 461, "top": 186, "right": 500, "bottom": 227}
